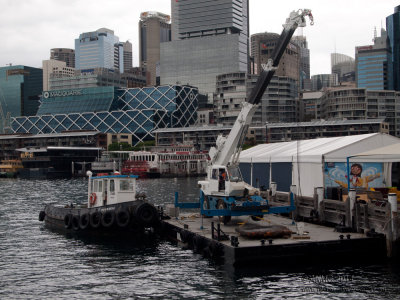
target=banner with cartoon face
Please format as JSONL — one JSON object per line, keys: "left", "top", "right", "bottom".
{"left": 324, "top": 162, "right": 383, "bottom": 189}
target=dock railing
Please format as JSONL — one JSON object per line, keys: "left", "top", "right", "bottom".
{"left": 265, "top": 187, "right": 400, "bottom": 257}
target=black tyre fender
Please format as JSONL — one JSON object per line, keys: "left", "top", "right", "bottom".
{"left": 101, "top": 210, "right": 115, "bottom": 228}
{"left": 79, "top": 213, "right": 90, "bottom": 230}
{"left": 39, "top": 210, "right": 46, "bottom": 222}
{"left": 207, "top": 241, "right": 224, "bottom": 259}
{"left": 116, "top": 208, "right": 131, "bottom": 228}
{"left": 193, "top": 235, "right": 206, "bottom": 254}
{"left": 64, "top": 214, "right": 72, "bottom": 229}
{"left": 72, "top": 215, "right": 80, "bottom": 231}
{"left": 90, "top": 211, "right": 102, "bottom": 229}
{"left": 135, "top": 203, "right": 158, "bottom": 226}
{"left": 179, "top": 230, "right": 193, "bottom": 244}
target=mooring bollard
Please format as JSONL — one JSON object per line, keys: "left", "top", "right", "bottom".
{"left": 388, "top": 193, "right": 398, "bottom": 241}
{"left": 316, "top": 187, "right": 324, "bottom": 207}
{"left": 347, "top": 189, "right": 356, "bottom": 228}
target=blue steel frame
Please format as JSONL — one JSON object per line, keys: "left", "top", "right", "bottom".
{"left": 174, "top": 191, "right": 296, "bottom": 217}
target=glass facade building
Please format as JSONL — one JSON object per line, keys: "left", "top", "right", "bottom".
{"left": 75, "top": 28, "right": 124, "bottom": 73}
{"left": 387, "top": 6, "right": 400, "bottom": 91}
{"left": 162, "top": 0, "right": 249, "bottom": 96}
{"left": 11, "top": 85, "right": 198, "bottom": 146}
{"left": 0, "top": 65, "right": 43, "bottom": 119}
{"left": 356, "top": 29, "right": 392, "bottom": 90}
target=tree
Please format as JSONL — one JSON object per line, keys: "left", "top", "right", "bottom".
{"left": 133, "top": 140, "right": 155, "bottom": 151}
{"left": 108, "top": 142, "right": 133, "bottom": 151}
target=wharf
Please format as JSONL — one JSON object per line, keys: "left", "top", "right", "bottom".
{"left": 161, "top": 213, "right": 387, "bottom": 267}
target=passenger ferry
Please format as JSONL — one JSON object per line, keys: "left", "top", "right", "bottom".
{"left": 0, "top": 159, "right": 23, "bottom": 178}
{"left": 39, "top": 171, "right": 160, "bottom": 236}
{"left": 122, "top": 148, "right": 209, "bottom": 178}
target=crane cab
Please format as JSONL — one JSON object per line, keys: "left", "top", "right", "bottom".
{"left": 200, "top": 165, "right": 247, "bottom": 197}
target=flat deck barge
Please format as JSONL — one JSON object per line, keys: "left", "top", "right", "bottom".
{"left": 161, "top": 213, "right": 387, "bottom": 266}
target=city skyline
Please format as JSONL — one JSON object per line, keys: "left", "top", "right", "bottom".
{"left": 0, "top": 0, "right": 398, "bottom": 76}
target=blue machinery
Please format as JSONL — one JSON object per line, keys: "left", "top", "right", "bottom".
{"left": 174, "top": 191, "right": 296, "bottom": 220}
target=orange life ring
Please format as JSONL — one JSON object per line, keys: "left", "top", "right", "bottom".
{"left": 89, "top": 193, "right": 97, "bottom": 205}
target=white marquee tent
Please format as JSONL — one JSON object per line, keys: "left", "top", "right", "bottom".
{"left": 239, "top": 133, "right": 400, "bottom": 197}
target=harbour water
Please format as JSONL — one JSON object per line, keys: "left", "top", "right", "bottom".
{"left": 1, "top": 177, "right": 400, "bottom": 299}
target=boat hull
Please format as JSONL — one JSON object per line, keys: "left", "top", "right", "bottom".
{"left": 41, "top": 200, "right": 160, "bottom": 236}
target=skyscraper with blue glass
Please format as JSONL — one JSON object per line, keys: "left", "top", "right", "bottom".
{"left": 355, "top": 29, "right": 392, "bottom": 90}
{"left": 75, "top": 28, "right": 124, "bottom": 73}
{"left": 0, "top": 65, "right": 43, "bottom": 118}
{"left": 387, "top": 5, "right": 400, "bottom": 91}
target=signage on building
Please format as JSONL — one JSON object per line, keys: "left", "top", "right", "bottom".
{"left": 43, "top": 90, "right": 83, "bottom": 98}
{"left": 6, "top": 69, "right": 30, "bottom": 76}
{"left": 356, "top": 45, "right": 373, "bottom": 52}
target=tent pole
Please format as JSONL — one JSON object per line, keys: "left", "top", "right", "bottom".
{"left": 250, "top": 157, "right": 253, "bottom": 187}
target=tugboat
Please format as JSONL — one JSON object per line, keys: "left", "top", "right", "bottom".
{"left": 39, "top": 171, "right": 160, "bottom": 236}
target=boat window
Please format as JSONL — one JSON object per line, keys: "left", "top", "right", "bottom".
{"left": 98, "top": 180, "right": 102, "bottom": 193}
{"left": 110, "top": 180, "right": 115, "bottom": 195}
{"left": 120, "top": 179, "right": 133, "bottom": 191}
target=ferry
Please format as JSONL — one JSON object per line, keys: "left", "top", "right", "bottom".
{"left": 0, "top": 159, "right": 23, "bottom": 178}
{"left": 39, "top": 171, "right": 160, "bottom": 236}
{"left": 122, "top": 148, "right": 209, "bottom": 178}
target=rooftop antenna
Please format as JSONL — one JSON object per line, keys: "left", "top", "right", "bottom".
{"left": 373, "top": 26, "right": 377, "bottom": 42}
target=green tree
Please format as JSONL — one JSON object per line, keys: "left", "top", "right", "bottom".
{"left": 133, "top": 140, "right": 155, "bottom": 151}
{"left": 108, "top": 142, "right": 133, "bottom": 151}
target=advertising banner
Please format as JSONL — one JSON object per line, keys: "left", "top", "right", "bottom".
{"left": 324, "top": 162, "right": 383, "bottom": 189}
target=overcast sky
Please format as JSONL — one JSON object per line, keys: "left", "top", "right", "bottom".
{"left": 0, "top": 0, "right": 398, "bottom": 76}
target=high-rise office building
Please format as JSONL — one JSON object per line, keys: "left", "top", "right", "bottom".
{"left": 161, "top": 0, "right": 249, "bottom": 97}
{"left": 50, "top": 48, "right": 75, "bottom": 68}
{"left": 292, "top": 36, "right": 310, "bottom": 90}
{"left": 139, "top": 11, "right": 171, "bottom": 86}
{"left": 311, "top": 74, "right": 338, "bottom": 91}
{"left": 355, "top": 28, "right": 392, "bottom": 90}
{"left": 0, "top": 66, "right": 43, "bottom": 122}
{"left": 123, "top": 41, "right": 133, "bottom": 72}
{"left": 75, "top": 28, "right": 124, "bottom": 73}
{"left": 251, "top": 32, "right": 299, "bottom": 81}
{"left": 42, "top": 59, "right": 75, "bottom": 91}
{"left": 387, "top": 5, "right": 400, "bottom": 91}
{"left": 331, "top": 53, "right": 355, "bottom": 83}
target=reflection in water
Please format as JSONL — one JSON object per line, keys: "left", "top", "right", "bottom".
{"left": 0, "top": 177, "right": 400, "bottom": 299}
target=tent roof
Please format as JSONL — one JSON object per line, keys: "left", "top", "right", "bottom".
{"left": 240, "top": 133, "right": 400, "bottom": 163}
{"left": 349, "top": 143, "right": 400, "bottom": 162}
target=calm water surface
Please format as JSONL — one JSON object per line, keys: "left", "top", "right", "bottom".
{"left": 1, "top": 177, "right": 400, "bottom": 299}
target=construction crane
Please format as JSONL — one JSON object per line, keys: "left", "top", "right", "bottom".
{"left": 197, "top": 9, "right": 314, "bottom": 223}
